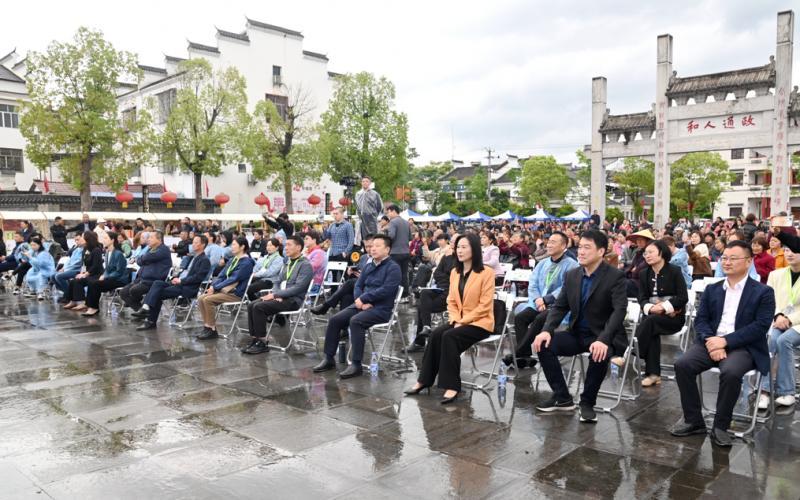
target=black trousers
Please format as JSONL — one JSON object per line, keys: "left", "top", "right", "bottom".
{"left": 675, "top": 343, "right": 755, "bottom": 431}
{"left": 119, "top": 281, "right": 152, "bottom": 309}
{"left": 323, "top": 305, "right": 390, "bottom": 364}
{"left": 85, "top": 277, "right": 124, "bottom": 309}
{"left": 66, "top": 276, "right": 92, "bottom": 302}
{"left": 15, "top": 262, "right": 31, "bottom": 287}
{"left": 417, "top": 323, "right": 491, "bottom": 391}
{"left": 415, "top": 289, "right": 447, "bottom": 335}
{"left": 635, "top": 313, "right": 685, "bottom": 376}
{"left": 513, "top": 307, "right": 548, "bottom": 357}
{"left": 324, "top": 278, "right": 356, "bottom": 310}
{"left": 538, "top": 330, "right": 609, "bottom": 406}
{"left": 391, "top": 254, "right": 410, "bottom": 297}
{"left": 247, "top": 299, "right": 299, "bottom": 339}
{"left": 246, "top": 279, "right": 273, "bottom": 301}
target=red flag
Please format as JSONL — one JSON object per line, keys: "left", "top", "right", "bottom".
{"left": 43, "top": 175, "right": 50, "bottom": 194}
{"left": 124, "top": 182, "right": 129, "bottom": 191}
{"left": 204, "top": 179, "right": 210, "bottom": 197}
{"left": 162, "top": 178, "right": 167, "bottom": 192}
{"left": 265, "top": 196, "right": 271, "bottom": 212}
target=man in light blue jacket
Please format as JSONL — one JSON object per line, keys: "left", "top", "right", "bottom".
{"left": 54, "top": 233, "right": 85, "bottom": 300}
{"left": 505, "top": 231, "right": 579, "bottom": 369}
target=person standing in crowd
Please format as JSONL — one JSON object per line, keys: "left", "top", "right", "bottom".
{"left": 196, "top": 236, "right": 254, "bottom": 340}
{"left": 263, "top": 212, "right": 294, "bottom": 240}
{"left": 63, "top": 231, "right": 104, "bottom": 311}
{"left": 323, "top": 206, "right": 355, "bottom": 280}
{"left": 404, "top": 233, "right": 495, "bottom": 404}
{"left": 625, "top": 239, "right": 688, "bottom": 387}
{"left": 133, "top": 235, "right": 212, "bottom": 330}
{"left": 241, "top": 235, "right": 314, "bottom": 355}
{"left": 80, "top": 231, "right": 129, "bottom": 317}
{"left": 503, "top": 231, "right": 579, "bottom": 369}
{"left": 751, "top": 236, "right": 775, "bottom": 284}
{"left": 499, "top": 232, "right": 531, "bottom": 269}
{"left": 355, "top": 175, "right": 384, "bottom": 241}
{"left": 533, "top": 230, "right": 628, "bottom": 423}
{"left": 741, "top": 213, "right": 758, "bottom": 241}
{"left": 311, "top": 234, "right": 375, "bottom": 318}
{"left": 50, "top": 217, "right": 69, "bottom": 251}
{"left": 246, "top": 238, "right": 284, "bottom": 301}
{"left": 385, "top": 204, "right": 411, "bottom": 301}
{"left": 66, "top": 214, "right": 96, "bottom": 235}
{"left": 312, "top": 234, "right": 401, "bottom": 379}
{"left": 119, "top": 232, "right": 172, "bottom": 312}
{"left": 22, "top": 236, "right": 55, "bottom": 300}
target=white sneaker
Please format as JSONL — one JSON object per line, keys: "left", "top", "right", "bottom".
{"left": 757, "top": 393, "right": 770, "bottom": 410}
{"left": 775, "top": 395, "right": 796, "bottom": 407}
{"left": 36, "top": 294, "right": 45, "bottom": 301}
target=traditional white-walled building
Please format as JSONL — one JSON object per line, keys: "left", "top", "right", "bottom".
{"left": 0, "top": 50, "right": 35, "bottom": 190}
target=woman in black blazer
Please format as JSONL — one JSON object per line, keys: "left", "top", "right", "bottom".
{"left": 633, "top": 239, "right": 688, "bottom": 387}
{"left": 63, "top": 231, "right": 105, "bottom": 311}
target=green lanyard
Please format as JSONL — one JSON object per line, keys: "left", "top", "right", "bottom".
{"left": 225, "top": 256, "right": 240, "bottom": 278}
{"left": 286, "top": 258, "right": 300, "bottom": 280}
{"left": 262, "top": 253, "right": 277, "bottom": 269}
{"left": 543, "top": 261, "right": 560, "bottom": 292}
{"left": 786, "top": 269, "right": 800, "bottom": 305}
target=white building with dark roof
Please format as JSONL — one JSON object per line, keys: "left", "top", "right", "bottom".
{"left": 0, "top": 49, "right": 33, "bottom": 190}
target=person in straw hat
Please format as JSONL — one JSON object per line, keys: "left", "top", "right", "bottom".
{"left": 623, "top": 229, "right": 655, "bottom": 297}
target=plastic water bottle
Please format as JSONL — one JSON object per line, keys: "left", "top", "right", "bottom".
{"left": 610, "top": 363, "right": 619, "bottom": 380}
{"left": 326, "top": 271, "right": 333, "bottom": 282}
{"left": 338, "top": 341, "right": 347, "bottom": 364}
{"left": 497, "top": 364, "right": 508, "bottom": 388}
{"left": 369, "top": 352, "right": 379, "bottom": 376}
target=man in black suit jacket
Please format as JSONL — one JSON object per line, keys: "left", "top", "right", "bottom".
{"left": 533, "top": 229, "right": 628, "bottom": 423}
{"left": 671, "top": 240, "right": 774, "bottom": 447}
{"left": 134, "top": 235, "right": 212, "bottom": 330}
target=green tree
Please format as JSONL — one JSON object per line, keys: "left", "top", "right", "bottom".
{"left": 318, "top": 72, "right": 409, "bottom": 201}
{"left": 519, "top": 156, "right": 572, "bottom": 209}
{"left": 406, "top": 161, "right": 451, "bottom": 211}
{"left": 606, "top": 207, "right": 625, "bottom": 223}
{"left": 670, "top": 152, "right": 732, "bottom": 221}
{"left": 241, "top": 86, "right": 320, "bottom": 213}
{"left": 555, "top": 204, "right": 576, "bottom": 217}
{"left": 20, "top": 27, "right": 152, "bottom": 210}
{"left": 157, "top": 59, "right": 247, "bottom": 211}
{"left": 574, "top": 149, "right": 592, "bottom": 187}
{"left": 613, "top": 157, "right": 654, "bottom": 218}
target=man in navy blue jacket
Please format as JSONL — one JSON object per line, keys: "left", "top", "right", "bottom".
{"left": 671, "top": 240, "right": 775, "bottom": 447}
{"left": 313, "top": 234, "right": 401, "bottom": 379}
{"left": 120, "top": 231, "right": 172, "bottom": 311}
{"left": 134, "top": 235, "right": 212, "bottom": 330}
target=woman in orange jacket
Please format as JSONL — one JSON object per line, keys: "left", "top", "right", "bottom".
{"left": 404, "top": 233, "right": 495, "bottom": 404}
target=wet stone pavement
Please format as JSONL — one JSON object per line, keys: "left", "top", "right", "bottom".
{"left": 0, "top": 294, "right": 798, "bottom": 500}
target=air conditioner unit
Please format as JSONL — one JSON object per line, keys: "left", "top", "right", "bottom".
{"left": 247, "top": 174, "right": 257, "bottom": 185}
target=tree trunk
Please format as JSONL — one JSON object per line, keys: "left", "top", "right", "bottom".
{"left": 282, "top": 168, "right": 293, "bottom": 214}
{"left": 194, "top": 172, "right": 203, "bottom": 212}
{"left": 80, "top": 157, "right": 93, "bottom": 211}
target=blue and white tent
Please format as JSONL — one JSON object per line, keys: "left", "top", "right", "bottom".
{"left": 523, "top": 209, "right": 555, "bottom": 221}
{"left": 399, "top": 209, "right": 422, "bottom": 220}
{"left": 492, "top": 210, "right": 520, "bottom": 221}
{"left": 561, "top": 209, "right": 591, "bottom": 221}
{"left": 462, "top": 211, "right": 492, "bottom": 222}
{"left": 436, "top": 211, "right": 461, "bottom": 221}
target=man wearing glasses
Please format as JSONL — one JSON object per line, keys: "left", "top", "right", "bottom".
{"left": 671, "top": 240, "right": 774, "bottom": 447}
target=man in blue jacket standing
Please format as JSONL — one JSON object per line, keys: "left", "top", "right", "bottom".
{"left": 133, "top": 235, "right": 212, "bottom": 330}
{"left": 313, "top": 234, "right": 401, "bottom": 379}
{"left": 120, "top": 231, "right": 172, "bottom": 312}
{"left": 671, "top": 240, "right": 774, "bottom": 447}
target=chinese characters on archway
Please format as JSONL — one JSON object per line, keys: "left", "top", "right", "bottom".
{"left": 686, "top": 114, "right": 756, "bottom": 134}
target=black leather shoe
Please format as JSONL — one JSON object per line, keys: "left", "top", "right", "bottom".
{"left": 310, "top": 304, "right": 330, "bottom": 315}
{"left": 197, "top": 328, "right": 219, "bottom": 340}
{"left": 670, "top": 422, "right": 708, "bottom": 437}
{"left": 403, "top": 384, "right": 431, "bottom": 396}
{"left": 242, "top": 339, "right": 269, "bottom": 355}
{"left": 131, "top": 308, "right": 149, "bottom": 319}
{"left": 338, "top": 364, "right": 363, "bottom": 379}
{"left": 241, "top": 339, "right": 258, "bottom": 353}
{"left": 441, "top": 391, "right": 460, "bottom": 405}
{"left": 312, "top": 359, "right": 336, "bottom": 373}
{"left": 709, "top": 427, "right": 733, "bottom": 447}
{"left": 136, "top": 320, "right": 157, "bottom": 331}
{"left": 406, "top": 342, "right": 426, "bottom": 353}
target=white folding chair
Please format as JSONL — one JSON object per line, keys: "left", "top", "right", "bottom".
{"left": 504, "top": 268, "right": 533, "bottom": 305}
{"left": 698, "top": 366, "right": 774, "bottom": 438}
{"left": 266, "top": 280, "right": 317, "bottom": 352}
{"left": 463, "top": 291, "right": 518, "bottom": 390}
{"left": 350, "top": 287, "right": 411, "bottom": 370}
{"left": 215, "top": 272, "right": 256, "bottom": 338}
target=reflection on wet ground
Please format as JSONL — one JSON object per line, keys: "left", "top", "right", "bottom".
{"left": 0, "top": 296, "right": 798, "bottom": 499}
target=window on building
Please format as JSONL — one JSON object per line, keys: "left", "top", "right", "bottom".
{"left": 272, "top": 66, "right": 282, "bottom": 86}
{"left": 730, "top": 171, "right": 743, "bottom": 186}
{"left": 729, "top": 205, "right": 743, "bottom": 217}
{"left": 0, "top": 148, "right": 23, "bottom": 172}
{"left": 265, "top": 93, "right": 289, "bottom": 121}
{"left": 730, "top": 148, "right": 744, "bottom": 160}
{"left": 752, "top": 172, "right": 767, "bottom": 185}
{"left": 158, "top": 151, "right": 176, "bottom": 174}
{"left": 155, "top": 88, "right": 176, "bottom": 124}
{"left": 121, "top": 107, "right": 137, "bottom": 129}
{"left": 238, "top": 163, "right": 247, "bottom": 173}
{"left": 0, "top": 104, "right": 19, "bottom": 128}
{"left": 130, "top": 166, "right": 142, "bottom": 177}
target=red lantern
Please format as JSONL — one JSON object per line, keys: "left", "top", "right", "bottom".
{"left": 254, "top": 192, "right": 269, "bottom": 208}
{"left": 339, "top": 197, "right": 351, "bottom": 207}
{"left": 115, "top": 190, "right": 134, "bottom": 209}
{"left": 160, "top": 191, "right": 177, "bottom": 209}
{"left": 214, "top": 192, "right": 230, "bottom": 208}
{"left": 307, "top": 194, "right": 321, "bottom": 206}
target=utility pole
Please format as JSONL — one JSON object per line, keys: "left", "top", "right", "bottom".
{"left": 485, "top": 147, "right": 498, "bottom": 201}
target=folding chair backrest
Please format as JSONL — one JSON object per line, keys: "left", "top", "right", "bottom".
{"left": 505, "top": 268, "right": 532, "bottom": 284}
{"left": 626, "top": 301, "right": 641, "bottom": 323}
{"left": 57, "top": 256, "right": 70, "bottom": 267}
{"left": 499, "top": 263, "right": 514, "bottom": 276}
{"left": 326, "top": 261, "right": 349, "bottom": 273}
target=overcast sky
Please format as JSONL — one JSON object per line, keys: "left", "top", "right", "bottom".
{"left": 4, "top": 1, "right": 798, "bottom": 165}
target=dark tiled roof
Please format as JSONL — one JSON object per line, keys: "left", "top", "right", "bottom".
{"left": 0, "top": 48, "right": 15, "bottom": 64}
{"left": 0, "top": 65, "right": 24, "bottom": 83}
{"left": 165, "top": 55, "right": 187, "bottom": 63}
{"left": 666, "top": 61, "right": 775, "bottom": 97}
{"left": 246, "top": 18, "right": 303, "bottom": 38}
{"left": 217, "top": 28, "right": 250, "bottom": 42}
{"left": 187, "top": 41, "right": 220, "bottom": 54}
{"left": 0, "top": 192, "right": 217, "bottom": 212}
{"left": 138, "top": 64, "right": 167, "bottom": 75}
{"left": 302, "top": 50, "right": 328, "bottom": 61}
{"left": 327, "top": 71, "right": 344, "bottom": 78}
{"left": 31, "top": 181, "right": 166, "bottom": 196}
{"left": 494, "top": 169, "right": 520, "bottom": 184}
{"left": 599, "top": 112, "right": 655, "bottom": 133}
{"left": 440, "top": 165, "right": 479, "bottom": 181}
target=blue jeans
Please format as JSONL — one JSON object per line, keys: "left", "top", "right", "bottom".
{"left": 760, "top": 326, "right": 800, "bottom": 396}
{"left": 54, "top": 269, "right": 79, "bottom": 294}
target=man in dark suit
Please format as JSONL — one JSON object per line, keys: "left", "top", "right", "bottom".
{"left": 133, "top": 235, "right": 212, "bottom": 330}
{"left": 533, "top": 229, "right": 628, "bottom": 423}
{"left": 670, "top": 240, "right": 774, "bottom": 447}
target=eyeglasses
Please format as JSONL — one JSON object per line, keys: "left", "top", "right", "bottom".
{"left": 719, "top": 256, "right": 749, "bottom": 263}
